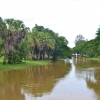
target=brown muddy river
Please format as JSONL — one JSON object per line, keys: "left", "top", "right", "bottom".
{"left": 0, "top": 58, "right": 100, "bottom": 100}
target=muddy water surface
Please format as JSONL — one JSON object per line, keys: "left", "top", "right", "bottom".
{"left": 0, "top": 58, "right": 100, "bottom": 100}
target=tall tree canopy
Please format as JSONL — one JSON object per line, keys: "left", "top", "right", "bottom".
{"left": 0, "top": 17, "right": 72, "bottom": 64}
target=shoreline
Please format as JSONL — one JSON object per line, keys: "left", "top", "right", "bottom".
{"left": 0, "top": 60, "right": 51, "bottom": 71}
{"left": 87, "top": 57, "right": 100, "bottom": 61}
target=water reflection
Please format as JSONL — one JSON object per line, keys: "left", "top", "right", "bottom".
{"left": 0, "top": 58, "right": 100, "bottom": 100}
{"left": 74, "top": 58, "right": 100, "bottom": 100}
{"left": 0, "top": 62, "right": 71, "bottom": 100}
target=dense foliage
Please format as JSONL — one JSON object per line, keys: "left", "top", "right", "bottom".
{"left": 0, "top": 17, "right": 72, "bottom": 64}
{"left": 72, "top": 27, "right": 100, "bottom": 57}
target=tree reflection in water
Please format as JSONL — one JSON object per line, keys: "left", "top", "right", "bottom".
{"left": 0, "top": 61, "right": 71, "bottom": 100}
{"left": 74, "top": 58, "right": 100, "bottom": 100}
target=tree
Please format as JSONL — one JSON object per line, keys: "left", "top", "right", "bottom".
{"left": 72, "top": 26, "right": 100, "bottom": 57}
{"left": 29, "top": 26, "right": 55, "bottom": 60}
{"left": 74, "top": 34, "right": 85, "bottom": 46}
{"left": 52, "top": 36, "right": 71, "bottom": 61}
{"left": 2, "top": 18, "right": 27, "bottom": 64}
{"left": 0, "top": 17, "right": 72, "bottom": 64}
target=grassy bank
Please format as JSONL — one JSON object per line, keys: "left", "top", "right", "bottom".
{"left": 0, "top": 58, "right": 51, "bottom": 71}
{"left": 88, "top": 57, "right": 100, "bottom": 61}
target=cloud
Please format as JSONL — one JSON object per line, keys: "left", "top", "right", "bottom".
{"left": 0, "top": 0, "right": 100, "bottom": 47}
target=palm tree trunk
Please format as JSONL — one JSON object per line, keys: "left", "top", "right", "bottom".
{"left": 48, "top": 53, "right": 50, "bottom": 60}
{"left": 3, "top": 50, "right": 6, "bottom": 64}
{"left": 3, "top": 38, "right": 8, "bottom": 64}
{"left": 42, "top": 51, "right": 44, "bottom": 60}
{"left": 38, "top": 51, "right": 41, "bottom": 60}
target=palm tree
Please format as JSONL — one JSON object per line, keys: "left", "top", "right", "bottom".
{"left": 3, "top": 18, "right": 27, "bottom": 63}
{"left": 27, "top": 26, "right": 55, "bottom": 60}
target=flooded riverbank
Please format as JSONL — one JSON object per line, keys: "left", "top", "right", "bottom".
{"left": 0, "top": 58, "right": 100, "bottom": 100}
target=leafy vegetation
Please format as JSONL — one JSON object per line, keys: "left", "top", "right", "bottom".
{"left": 72, "top": 26, "right": 100, "bottom": 58}
{"left": 0, "top": 17, "right": 71, "bottom": 64}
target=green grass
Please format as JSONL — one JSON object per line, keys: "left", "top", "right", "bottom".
{"left": 87, "top": 57, "right": 100, "bottom": 61}
{"left": 0, "top": 58, "right": 50, "bottom": 71}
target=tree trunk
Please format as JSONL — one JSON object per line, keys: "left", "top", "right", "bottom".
{"left": 38, "top": 51, "right": 41, "bottom": 60}
{"left": 3, "top": 40, "right": 8, "bottom": 64}
{"left": 42, "top": 51, "right": 44, "bottom": 60}
{"left": 48, "top": 53, "right": 50, "bottom": 60}
{"left": 3, "top": 50, "right": 6, "bottom": 64}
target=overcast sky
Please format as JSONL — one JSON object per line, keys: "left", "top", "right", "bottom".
{"left": 0, "top": 0, "right": 100, "bottom": 47}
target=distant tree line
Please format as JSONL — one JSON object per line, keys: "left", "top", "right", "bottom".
{"left": 0, "top": 17, "right": 72, "bottom": 64}
{"left": 72, "top": 27, "right": 100, "bottom": 57}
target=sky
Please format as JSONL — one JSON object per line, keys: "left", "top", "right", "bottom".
{"left": 0, "top": 0, "right": 100, "bottom": 47}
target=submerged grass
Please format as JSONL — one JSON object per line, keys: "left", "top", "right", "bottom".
{"left": 0, "top": 57, "right": 50, "bottom": 71}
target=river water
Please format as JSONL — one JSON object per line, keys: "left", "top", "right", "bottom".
{"left": 0, "top": 58, "right": 100, "bottom": 100}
